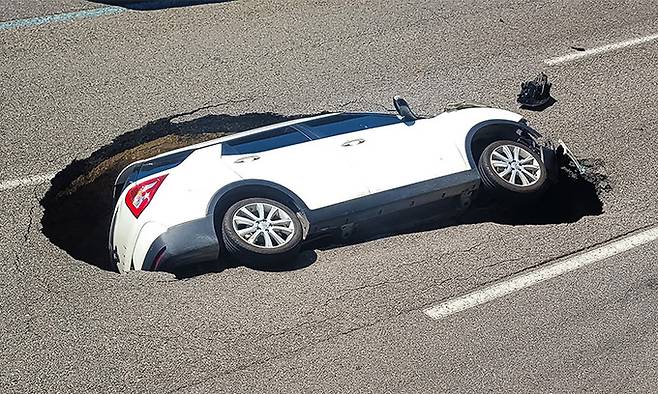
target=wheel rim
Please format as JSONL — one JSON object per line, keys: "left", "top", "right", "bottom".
{"left": 489, "top": 144, "right": 542, "bottom": 187}
{"left": 232, "top": 202, "right": 295, "bottom": 249}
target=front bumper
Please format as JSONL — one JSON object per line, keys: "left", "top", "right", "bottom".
{"left": 140, "top": 215, "right": 220, "bottom": 271}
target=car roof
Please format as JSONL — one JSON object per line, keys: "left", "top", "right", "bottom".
{"left": 217, "top": 112, "right": 340, "bottom": 143}
{"left": 148, "top": 111, "right": 405, "bottom": 160}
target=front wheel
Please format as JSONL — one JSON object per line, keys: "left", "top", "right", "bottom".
{"left": 221, "top": 197, "right": 302, "bottom": 265}
{"left": 478, "top": 140, "right": 548, "bottom": 199}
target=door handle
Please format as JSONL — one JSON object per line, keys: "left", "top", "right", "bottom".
{"left": 341, "top": 138, "right": 365, "bottom": 147}
{"left": 234, "top": 155, "right": 260, "bottom": 163}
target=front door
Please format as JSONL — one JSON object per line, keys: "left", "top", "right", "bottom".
{"left": 336, "top": 118, "right": 469, "bottom": 194}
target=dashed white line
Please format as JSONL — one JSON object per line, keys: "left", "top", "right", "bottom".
{"left": 545, "top": 32, "right": 658, "bottom": 65}
{"left": 0, "top": 172, "right": 56, "bottom": 191}
{"left": 423, "top": 225, "right": 658, "bottom": 320}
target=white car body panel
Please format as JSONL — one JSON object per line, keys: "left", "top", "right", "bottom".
{"left": 344, "top": 119, "right": 469, "bottom": 194}
{"left": 131, "top": 221, "right": 168, "bottom": 271}
{"left": 109, "top": 106, "right": 533, "bottom": 272}
{"left": 222, "top": 132, "right": 369, "bottom": 210}
{"left": 438, "top": 108, "right": 524, "bottom": 165}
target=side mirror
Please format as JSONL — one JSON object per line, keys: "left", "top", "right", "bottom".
{"left": 393, "top": 96, "right": 418, "bottom": 122}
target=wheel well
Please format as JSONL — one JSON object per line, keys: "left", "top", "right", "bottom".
{"left": 211, "top": 185, "right": 308, "bottom": 238}
{"left": 469, "top": 123, "right": 527, "bottom": 166}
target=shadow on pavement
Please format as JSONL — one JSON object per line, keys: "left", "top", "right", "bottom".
{"left": 306, "top": 159, "right": 606, "bottom": 251}
{"left": 520, "top": 97, "right": 557, "bottom": 112}
{"left": 88, "top": 0, "right": 233, "bottom": 11}
{"left": 41, "top": 108, "right": 609, "bottom": 280}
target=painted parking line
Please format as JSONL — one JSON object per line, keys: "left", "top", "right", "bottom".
{"left": 0, "top": 1, "right": 227, "bottom": 31}
{"left": 0, "top": 172, "right": 56, "bottom": 191}
{"left": 545, "top": 32, "right": 658, "bottom": 65}
{"left": 0, "top": 7, "right": 126, "bottom": 31}
{"left": 424, "top": 225, "right": 658, "bottom": 320}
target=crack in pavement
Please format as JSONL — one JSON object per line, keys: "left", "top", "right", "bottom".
{"left": 9, "top": 186, "right": 60, "bottom": 340}
{"left": 163, "top": 313, "right": 389, "bottom": 394}
{"left": 169, "top": 98, "right": 253, "bottom": 123}
{"left": 396, "top": 240, "right": 487, "bottom": 269}
{"left": 11, "top": 187, "right": 39, "bottom": 275}
{"left": 304, "top": 278, "right": 412, "bottom": 316}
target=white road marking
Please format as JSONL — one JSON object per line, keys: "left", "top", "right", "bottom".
{"left": 545, "top": 33, "right": 658, "bottom": 65}
{"left": 0, "top": 7, "right": 125, "bottom": 30}
{"left": 423, "top": 225, "right": 658, "bottom": 320}
{"left": 0, "top": 172, "right": 56, "bottom": 191}
{"left": 0, "top": 0, "right": 221, "bottom": 31}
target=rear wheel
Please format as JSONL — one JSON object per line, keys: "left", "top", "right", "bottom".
{"left": 221, "top": 197, "right": 302, "bottom": 265}
{"left": 478, "top": 140, "right": 548, "bottom": 199}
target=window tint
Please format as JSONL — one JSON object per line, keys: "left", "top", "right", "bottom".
{"left": 222, "top": 126, "right": 311, "bottom": 155}
{"left": 299, "top": 113, "right": 402, "bottom": 138}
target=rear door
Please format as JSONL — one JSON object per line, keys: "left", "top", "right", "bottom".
{"left": 221, "top": 124, "right": 368, "bottom": 210}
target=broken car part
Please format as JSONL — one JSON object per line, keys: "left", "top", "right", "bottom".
{"left": 517, "top": 72, "right": 553, "bottom": 109}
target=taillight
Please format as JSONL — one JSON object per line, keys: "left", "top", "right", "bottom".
{"left": 125, "top": 174, "right": 167, "bottom": 218}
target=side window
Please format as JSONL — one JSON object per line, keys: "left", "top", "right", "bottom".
{"left": 299, "top": 113, "right": 402, "bottom": 139}
{"left": 222, "top": 126, "right": 311, "bottom": 155}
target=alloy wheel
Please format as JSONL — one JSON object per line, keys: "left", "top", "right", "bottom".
{"left": 489, "top": 144, "right": 542, "bottom": 187}
{"left": 231, "top": 202, "right": 296, "bottom": 248}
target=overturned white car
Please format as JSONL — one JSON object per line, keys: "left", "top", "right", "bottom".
{"left": 109, "top": 97, "right": 574, "bottom": 272}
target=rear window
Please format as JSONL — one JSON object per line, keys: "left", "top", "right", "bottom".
{"left": 298, "top": 113, "right": 402, "bottom": 138}
{"left": 222, "top": 126, "right": 311, "bottom": 155}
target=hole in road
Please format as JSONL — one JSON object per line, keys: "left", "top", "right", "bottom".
{"left": 40, "top": 111, "right": 314, "bottom": 272}
{"left": 40, "top": 110, "right": 610, "bottom": 278}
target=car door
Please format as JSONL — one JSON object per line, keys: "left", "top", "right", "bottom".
{"left": 340, "top": 117, "right": 469, "bottom": 194}
{"left": 220, "top": 124, "right": 368, "bottom": 210}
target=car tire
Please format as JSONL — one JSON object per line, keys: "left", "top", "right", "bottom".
{"left": 221, "top": 197, "right": 302, "bottom": 265}
{"left": 478, "top": 140, "right": 548, "bottom": 200}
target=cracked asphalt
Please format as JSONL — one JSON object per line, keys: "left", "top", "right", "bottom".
{"left": 1, "top": 0, "right": 658, "bottom": 392}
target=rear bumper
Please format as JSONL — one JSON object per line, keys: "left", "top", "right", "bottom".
{"left": 141, "top": 215, "right": 220, "bottom": 271}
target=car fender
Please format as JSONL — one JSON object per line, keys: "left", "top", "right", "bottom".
{"left": 433, "top": 108, "right": 543, "bottom": 167}
{"left": 440, "top": 108, "right": 560, "bottom": 182}
{"left": 206, "top": 179, "right": 311, "bottom": 238}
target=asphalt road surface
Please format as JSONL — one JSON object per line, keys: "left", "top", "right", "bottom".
{"left": 2, "top": 1, "right": 658, "bottom": 392}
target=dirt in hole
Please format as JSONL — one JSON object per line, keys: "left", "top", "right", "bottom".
{"left": 41, "top": 110, "right": 610, "bottom": 276}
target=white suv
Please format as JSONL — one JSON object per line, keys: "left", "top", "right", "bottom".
{"left": 109, "top": 98, "right": 566, "bottom": 272}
